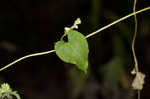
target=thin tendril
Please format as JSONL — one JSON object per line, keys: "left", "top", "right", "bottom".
{"left": 86, "top": 6, "right": 150, "bottom": 38}
{"left": 0, "top": 50, "right": 55, "bottom": 71}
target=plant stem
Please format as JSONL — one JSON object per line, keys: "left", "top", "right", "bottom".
{"left": 0, "top": 50, "right": 55, "bottom": 71}
{"left": 132, "top": 0, "right": 139, "bottom": 73}
{"left": 1, "top": 6, "right": 150, "bottom": 72}
{"left": 138, "top": 90, "right": 140, "bottom": 99}
{"left": 133, "top": 0, "right": 141, "bottom": 98}
{"left": 86, "top": 6, "right": 150, "bottom": 38}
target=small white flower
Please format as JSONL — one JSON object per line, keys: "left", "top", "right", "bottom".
{"left": 74, "top": 25, "right": 78, "bottom": 29}
{"left": 75, "top": 18, "right": 81, "bottom": 25}
{"left": 0, "top": 83, "right": 11, "bottom": 93}
{"left": 71, "top": 18, "right": 81, "bottom": 29}
{"left": 65, "top": 27, "right": 70, "bottom": 31}
{"left": 0, "top": 83, "right": 21, "bottom": 99}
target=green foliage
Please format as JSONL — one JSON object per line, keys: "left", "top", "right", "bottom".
{"left": 0, "top": 6, "right": 150, "bottom": 99}
{"left": 100, "top": 57, "right": 125, "bottom": 86}
{"left": 55, "top": 29, "right": 89, "bottom": 73}
{"left": 55, "top": 18, "right": 89, "bottom": 73}
{"left": 69, "top": 67, "right": 86, "bottom": 98}
{"left": 89, "top": 0, "right": 101, "bottom": 26}
{"left": 0, "top": 83, "right": 21, "bottom": 99}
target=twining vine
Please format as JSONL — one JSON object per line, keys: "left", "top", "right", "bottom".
{"left": 132, "top": 0, "right": 141, "bottom": 98}
{"left": 0, "top": 5, "right": 150, "bottom": 99}
{"left": 1, "top": 6, "right": 150, "bottom": 72}
{"left": 131, "top": 0, "right": 146, "bottom": 99}
{"left": 133, "top": 0, "right": 138, "bottom": 74}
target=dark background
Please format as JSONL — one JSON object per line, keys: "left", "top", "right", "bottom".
{"left": 0, "top": 0, "right": 150, "bottom": 99}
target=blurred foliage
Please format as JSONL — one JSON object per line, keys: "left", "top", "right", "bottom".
{"left": 69, "top": 67, "right": 86, "bottom": 99}
{"left": 89, "top": 0, "right": 101, "bottom": 26}
{"left": 100, "top": 57, "right": 125, "bottom": 86}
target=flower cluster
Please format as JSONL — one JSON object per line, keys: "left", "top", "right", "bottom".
{"left": 0, "top": 83, "right": 21, "bottom": 99}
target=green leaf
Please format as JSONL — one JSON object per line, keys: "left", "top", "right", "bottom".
{"left": 11, "top": 91, "right": 21, "bottom": 99}
{"left": 55, "top": 30, "right": 89, "bottom": 73}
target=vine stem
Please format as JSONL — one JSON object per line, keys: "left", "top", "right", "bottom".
{"left": 0, "top": 50, "right": 55, "bottom": 71}
{"left": 133, "top": 0, "right": 139, "bottom": 74}
{"left": 138, "top": 90, "right": 140, "bottom": 99}
{"left": 132, "top": 0, "right": 141, "bottom": 98}
{"left": 85, "top": 6, "right": 150, "bottom": 38}
{"left": 1, "top": 6, "right": 150, "bottom": 72}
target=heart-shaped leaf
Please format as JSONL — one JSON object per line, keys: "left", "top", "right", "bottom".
{"left": 55, "top": 30, "right": 89, "bottom": 73}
